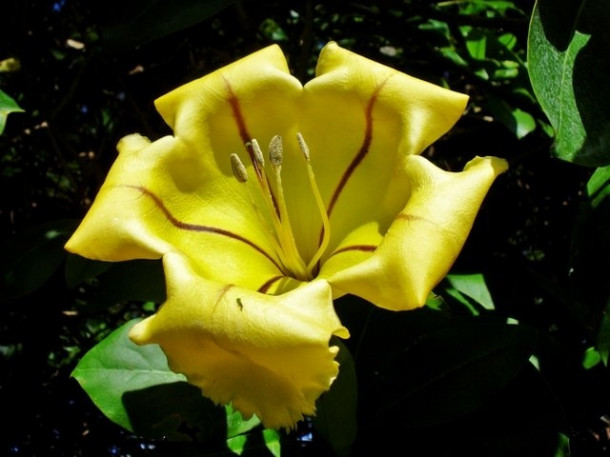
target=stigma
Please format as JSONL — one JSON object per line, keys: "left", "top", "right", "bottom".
{"left": 230, "top": 134, "right": 330, "bottom": 281}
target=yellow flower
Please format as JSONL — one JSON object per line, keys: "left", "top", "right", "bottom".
{"left": 65, "top": 42, "right": 507, "bottom": 428}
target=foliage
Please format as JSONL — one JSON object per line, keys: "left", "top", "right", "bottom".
{"left": 0, "top": 88, "right": 24, "bottom": 135}
{"left": 528, "top": 0, "right": 610, "bottom": 166}
{"left": 2, "top": 0, "right": 610, "bottom": 456}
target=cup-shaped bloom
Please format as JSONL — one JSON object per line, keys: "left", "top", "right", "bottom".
{"left": 65, "top": 42, "right": 507, "bottom": 428}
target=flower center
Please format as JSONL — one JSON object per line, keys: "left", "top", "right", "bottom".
{"left": 230, "top": 133, "right": 330, "bottom": 281}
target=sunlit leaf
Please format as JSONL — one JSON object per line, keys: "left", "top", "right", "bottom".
{"left": 582, "top": 346, "right": 602, "bottom": 369}
{"left": 72, "top": 319, "right": 227, "bottom": 441}
{"left": 227, "top": 435, "right": 247, "bottom": 455}
{"left": 586, "top": 165, "right": 610, "bottom": 208}
{"left": 225, "top": 404, "right": 260, "bottom": 438}
{"left": 528, "top": 0, "right": 610, "bottom": 166}
{"left": 446, "top": 273, "right": 495, "bottom": 311}
{"left": 463, "top": 27, "right": 487, "bottom": 60}
{"left": 262, "top": 429, "right": 281, "bottom": 457}
{"left": 0, "top": 89, "right": 24, "bottom": 135}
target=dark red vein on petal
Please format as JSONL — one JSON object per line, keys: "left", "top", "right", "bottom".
{"left": 257, "top": 275, "right": 284, "bottom": 293}
{"left": 227, "top": 95, "right": 262, "bottom": 181}
{"left": 314, "top": 78, "right": 391, "bottom": 271}
{"left": 122, "top": 185, "right": 283, "bottom": 272}
{"left": 328, "top": 244, "right": 377, "bottom": 259}
{"left": 396, "top": 213, "right": 429, "bottom": 223}
{"left": 325, "top": 77, "right": 391, "bottom": 219}
{"left": 212, "top": 284, "right": 233, "bottom": 313}
{"left": 223, "top": 77, "right": 281, "bottom": 220}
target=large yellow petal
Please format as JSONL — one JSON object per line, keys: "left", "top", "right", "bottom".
{"left": 286, "top": 42, "right": 469, "bottom": 266}
{"left": 65, "top": 134, "right": 283, "bottom": 290}
{"left": 66, "top": 45, "right": 306, "bottom": 290}
{"left": 155, "top": 44, "right": 302, "bottom": 180}
{"left": 129, "top": 252, "right": 349, "bottom": 429}
{"left": 328, "top": 155, "right": 508, "bottom": 310}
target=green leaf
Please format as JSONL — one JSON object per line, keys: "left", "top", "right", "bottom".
{"left": 0, "top": 219, "right": 77, "bottom": 300}
{"left": 554, "top": 433, "right": 571, "bottom": 457}
{"left": 446, "top": 273, "right": 495, "bottom": 311}
{"left": 259, "top": 18, "right": 288, "bottom": 42}
{"left": 528, "top": 0, "right": 610, "bottom": 166}
{"left": 463, "top": 27, "right": 487, "bottom": 60}
{"left": 313, "top": 339, "right": 357, "bottom": 457}
{"left": 225, "top": 404, "right": 260, "bottom": 438}
{"left": 227, "top": 435, "right": 247, "bottom": 455}
{"left": 582, "top": 346, "right": 602, "bottom": 369}
{"left": 485, "top": 95, "right": 536, "bottom": 139}
{"left": 0, "top": 89, "right": 24, "bottom": 135}
{"left": 586, "top": 165, "right": 610, "bottom": 208}
{"left": 262, "top": 429, "right": 281, "bottom": 457}
{"left": 72, "top": 319, "right": 227, "bottom": 441}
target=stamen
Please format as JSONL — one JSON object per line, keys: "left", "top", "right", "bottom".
{"left": 231, "top": 134, "right": 330, "bottom": 282}
{"left": 268, "top": 135, "right": 309, "bottom": 279}
{"left": 269, "top": 135, "right": 283, "bottom": 167}
{"left": 230, "top": 153, "right": 248, "bottom": 183}
{"left": 296, "top": 132, "right": 310, "bottom": 161}
{"left": 230, "top": 152, "right": 292, "bottom": 271}
{"left": 297, "top": 133, "right": 331, "bottom": 275}
{"left": 250, "top": 139, "right": 265, "bottom": 167}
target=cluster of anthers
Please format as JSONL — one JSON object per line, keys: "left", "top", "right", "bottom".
{"left": 229, "top": 133, "right": 329, "bottom": 282}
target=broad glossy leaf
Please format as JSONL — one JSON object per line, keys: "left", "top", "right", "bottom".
{"left": 313, "top": 339, "right": 357, "bottom": 457}
{"left": 0, "top": 219, "right": 76, "bottom": 300}
{"left": 528, "top": 0, "right": 610, "bottom": 166}
{"left": 72, "top": 319, "right": 228, "bottom": 441}
{"left": 0, "top": 89, "right": 24, "bottom": 135}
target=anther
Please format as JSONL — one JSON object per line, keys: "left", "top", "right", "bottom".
{"left": 269, "top": 135, "right": 283, "bottom": 167}
{"left": 250, "top": 139, "right": 265, "bottom": 167}
{"left": 230, "top": 153, "right": 248, "bottom": 183}
{"left": 296, "top": 132, "right": 310, "bottom": 161}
